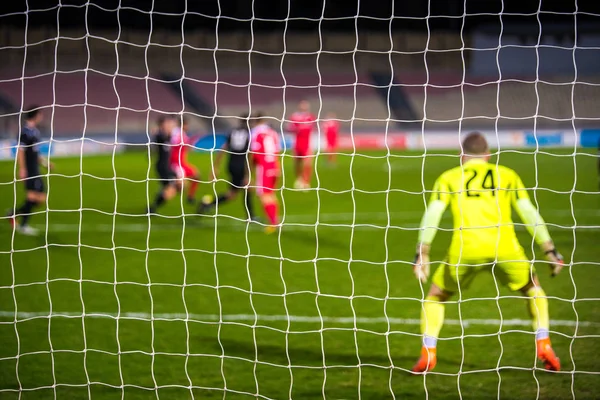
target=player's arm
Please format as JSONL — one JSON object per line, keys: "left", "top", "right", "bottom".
{"left": 16, "top": 147, "right": 26, "bottom": 179}
{"left": 39, "top": 154, "right": 53, "bottom": 171}
{"left": 413, "top": 177, "right": 450, "bottom": 283}
{"left": 249, "top": 133, "right": 261, "bottom": 167}
{"left": 511, "top": 174, "right": 564, "bottom": 276}
{"left": 185, "top": 132, "right": 202, "bottom": 146}
{"left": 274, "top": 134, "right": 282, "bottom": 174}
{"left": 286, "top": 115, "right": 298, "bottom": 134}
{"left": 17, "top": 131, "right": 37, "bottom": 178}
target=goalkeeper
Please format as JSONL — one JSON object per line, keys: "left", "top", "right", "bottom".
{"left": 412, "top": 132, "right": 564, "bottom": 373}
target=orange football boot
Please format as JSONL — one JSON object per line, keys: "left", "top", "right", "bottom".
{"left": 412, "top": 346, "right": 437, "bottom": 373}
{"left": 537, "top": 338, "right": 560, "bottom": 371}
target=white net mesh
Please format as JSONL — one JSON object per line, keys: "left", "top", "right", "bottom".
{"left": 0, "top": 1, "right": 599, "bottom": 399}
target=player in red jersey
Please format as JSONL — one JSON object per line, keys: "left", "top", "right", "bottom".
{"left": 250, "top": 113, "right": 280, "bottom": 234}
{"left": 288, "top": 100, "right": 316, "bottom": 189}
{"left": 170, "top": 117, "right": 200, "bottom": 204}
{"left": 322, "top": 112, "right": 340, "bottom": 164}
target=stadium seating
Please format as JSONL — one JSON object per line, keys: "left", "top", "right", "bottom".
{"left": 1, "top": 68, "right": 599, "bottom": 136}
{"left": 183, "top": 71, "right": 389, "bottom": 130}
{"left": 0, "top": 70, "right": 183, "bottom": 137}
{"left": 398, "top": 73, "right": 600, "bottom": 129}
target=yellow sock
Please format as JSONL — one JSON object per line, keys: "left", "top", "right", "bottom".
{"left": 421, "top": 295, "right": 445, "bottom": 348}
{"left": 526, "top": 286, "right": 550, "bottom": 339}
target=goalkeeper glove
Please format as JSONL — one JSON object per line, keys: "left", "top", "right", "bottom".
{"left": 413, "top": 243, "right": 431, "bottom": 283}
{"left": 541, "top": 241, "right": 564, "bottom": 277}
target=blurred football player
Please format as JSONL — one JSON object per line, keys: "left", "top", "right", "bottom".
{"left": 7, "top": 106, "right": 53, "bottom": 236}
{"left": 199, "top": 114, "right": 256, "bottom": 221}
{"left": 250, "top": 113, "right": 280, "bottom": 233}
{"left": 148, "top": 115, "right": 179, "bottom": 214}
{"left": 322, "top": 111, "right": 340, "bottom": 164}
{"left": 170, "top": 116, "right": 200, "bottom": 204}
{"left": 288, "top": 100, "right": 316, "bottom": 189}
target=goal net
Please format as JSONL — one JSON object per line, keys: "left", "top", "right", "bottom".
{"left": 0, "top": 1, "right": 599, "bottom": 399}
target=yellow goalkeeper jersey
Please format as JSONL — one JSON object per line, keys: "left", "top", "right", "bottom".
{"left": 430, "top": 158, "right": 530, "bottom": 258}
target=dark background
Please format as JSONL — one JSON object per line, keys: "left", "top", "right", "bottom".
{"left": 0, "top": 0, "right": 599, "bottom": 33}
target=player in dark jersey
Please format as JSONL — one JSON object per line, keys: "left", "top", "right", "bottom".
{"left": 7, "top": 106, "right": 53, "bottom": 235}
{"left": 148, "top": 115, "right": 180, "bottom": 214}
{"left": 198, "top": 115, "right": 256, "bottom": 220}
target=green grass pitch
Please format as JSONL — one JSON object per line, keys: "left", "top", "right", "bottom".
{"left": 0, "top": 147, "right": 599, "bottom": 399}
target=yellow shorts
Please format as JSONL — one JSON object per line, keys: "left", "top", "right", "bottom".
{"left": 431, "top": 252, "right": 535, "bottom": 293}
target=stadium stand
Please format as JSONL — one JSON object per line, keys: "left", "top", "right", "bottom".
{"left": 183, "top": 71, "right": 389, "bottom": 130}
{"left": 1, "top": 26, "right": 598, "bottom": 136}
{"left": 0, "top": 70, "right": 183, "bottom": 136}
{"left": 397, "top": 73, "right": 600, "bottom": 129}
{"left": 2, "top": 68, "right": 599, "bottom": 136}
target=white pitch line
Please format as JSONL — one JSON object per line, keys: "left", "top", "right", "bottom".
{"left": 0, "top": 311, "right": 597, "bottom": 328}
{"left": 37, "top": 222, "right": 421, "bottom": 233}
{"left": 34, "top": 223, "right": 600, "bottom": 233}
{"left": 22, "top": 209, "right": 600, "bottom": 233}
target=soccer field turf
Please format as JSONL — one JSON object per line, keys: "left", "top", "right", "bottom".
{"left": 0, "top": 148, "right": 599, "bottom": 399}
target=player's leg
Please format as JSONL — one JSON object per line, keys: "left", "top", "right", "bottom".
{"left": 412, "top": 257, "right": 480, "bottom": 373}
{"left": 12, "top": 191, "right": 38, "bottom": 229}
{"left": 198, "top": 167, "right": 244, "bottom": 214}
{"left": 496, "top": 256, "right": 560, "bottom": 371}
{"left": 412, "top": 283, "right": 451, "bottom": 373}
{"left": 301, "top": 155, "right": 313, "bottom": 188}
{"left": 184, "top": 165, "right": 199, "bottom": 204}
{"left": 521, "top": 279, "right": 560, "bottom": 371}
{"left": 149, "top": 174, "right": 177, "bottom": 214}
{"left": 327, "top": 135, "right": 337, "bottom": 163}
{"left": 149, "top": 185, "right": 167, "bottom": 213}
{"left": 259, "top": 193, "right": 279, "bottom": 234}
{"left": 256, "top": 168, "right": 278, "bottom": 233}
{"left": 199, "top": 188, "right": 238, "bottom": 214}
{"left": 328, "top": 149, "right": 336, "bottom": 164}
{"left": 240, "top": 172, "right": 257, "bottom": 221}
{"left": 293, "top": 153, "right": 303, "bottom": 189}
{"left": 294, "top": 147, "right": 311, "bottom": 189}
{"left": 18, "top": 191, "right": 45, "bottom": 235}
{"left": 11, "top": 178, "right": 45, "bottom": 235}
{"left": 243, "top": 187, "right": 256, "bottom": 221}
